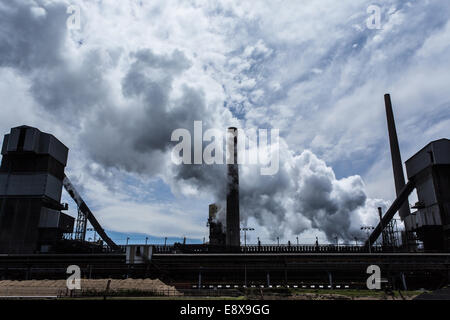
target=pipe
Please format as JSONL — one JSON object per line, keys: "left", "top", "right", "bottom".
{"left": 63, "top": 175, "right": 120, "bottom": 251}
{"left": 378, "top": 207, "right": 384, "bottom": 246}
{"left": 365, "top": 180, "right": 415, "bottom": 247}
{"left": 385, "top": 94, "right": 411, "bottom": 219}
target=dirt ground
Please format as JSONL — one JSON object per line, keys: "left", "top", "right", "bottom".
{"left": 245, "top": 288, "right": 423, "bottom": 300}
{"left": 0, "top": 278, "right": 179, "bottom": 297}
{"left": 288, "top": 292, "right": 417, "bottom": 300}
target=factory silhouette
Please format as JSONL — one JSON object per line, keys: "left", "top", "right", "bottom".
{"left": 0, "top": 94, "right": 449, "bottom": 290}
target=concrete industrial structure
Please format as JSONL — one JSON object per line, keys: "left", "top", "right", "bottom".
{"left": 385, "top": 94, "right": 411, "bottom": 220}
{"left": 0, "top": 126, "right": 118, "bottom": 254}
{"left": 0, "top": 126, "right": 73, "bottom": 253}
{"left": 226, "top": 127, "right": 240, "bottom": 248}
{"left": 404, "top": 139, "right": 450, "bottom": 250}
{"left": 207, "top": 204, "right": 226, "bottom": 246}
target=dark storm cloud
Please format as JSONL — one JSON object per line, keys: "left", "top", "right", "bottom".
{"left": 0, "top": 1, "right": 66, "bottom": 71}
{"left": 80, "top": 48, "right": 221, "bottom": 175}
{"left": 30, "top": 50, "right": 112, "bottom": 115}
{"left": 0, "top": 1, "right": 112, "bottom": 121}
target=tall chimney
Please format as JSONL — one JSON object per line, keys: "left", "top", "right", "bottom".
{"left": 384, "top": 94, "right": 411, "bottom": 219}
{"left": 226, "top": 127, "right": 240, "bottom": 247}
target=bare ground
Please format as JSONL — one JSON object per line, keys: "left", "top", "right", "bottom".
{"left": 0, "top": 278, "right": 180, "bottom": 297}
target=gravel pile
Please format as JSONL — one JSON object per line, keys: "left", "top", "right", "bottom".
{"left": 0, "top": 279, "right": 179, "bottom": 296}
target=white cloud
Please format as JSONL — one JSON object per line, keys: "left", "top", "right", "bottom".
{"left": 1, "top": 0, "right": 449, "bottom": 244}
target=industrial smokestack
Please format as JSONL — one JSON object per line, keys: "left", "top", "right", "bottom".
{"left": 384, "top": 94, "right": 411, "bottom": 220}
{"left": 226, "top": 127, "right": 240, "bottom": 247}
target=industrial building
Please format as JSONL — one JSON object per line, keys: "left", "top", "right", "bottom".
{"left": 207, "top": 204, "right": 226, "bottom": 246}
{"left": 0, "top": 126, "right": 74, "bottom": 254}
{"left": 404, "top": 139, "right": 450, "bottom": 250}
{"left": 0, "top": 94, "right": 449, "bottom": 290}
{"left": 0, "top": 126, "right": 117, "bottom": 254}
{"left": 366, "top": 95, "right": 450, "bottom": 252}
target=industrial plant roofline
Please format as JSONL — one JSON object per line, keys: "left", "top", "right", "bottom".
{"left": 126, "top": 243, "right": 412, "bottom": 258}
{"left": 405, "top": 138, "right": 450, "bottom": 179}
{"left": 1, "top": 125, "right": 68, "bottom": 166}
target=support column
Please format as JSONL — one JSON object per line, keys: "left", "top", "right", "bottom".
{"left": 284, "top": 266, "right": 288, "bottom": 286}
{"left": 400, "top": 272, "right": 407, "bottom": 291}
{"left": 328, "top": 272, "right": 333, "bottom": 289}
{"left": 244, "top": 264, "right": 247, "bottom": 287}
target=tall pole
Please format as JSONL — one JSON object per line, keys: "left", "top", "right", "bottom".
{"left": 244, "top": 264, "right": 247, "bottom": 287}
{"left": 241, "top": 227, "right": 254, "bottom": 252}
{"left": 378, "top": 207, "right": 384, "bottom": 246}
{"left": 384, "top": 94, "right": 410, "bottom": 220}
{"left": 244, "top": 231, "right": 247, "bottom": 248}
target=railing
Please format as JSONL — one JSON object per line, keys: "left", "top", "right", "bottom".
{"left": 59, "top": 288, "right": 245, "bottom": 298}
{"left": 150, "top": 244, "right": 400, "bottom": 254}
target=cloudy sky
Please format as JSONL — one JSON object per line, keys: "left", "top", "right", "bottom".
{"left": 1, "top": 0, "right": 449, "bottom": 245}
